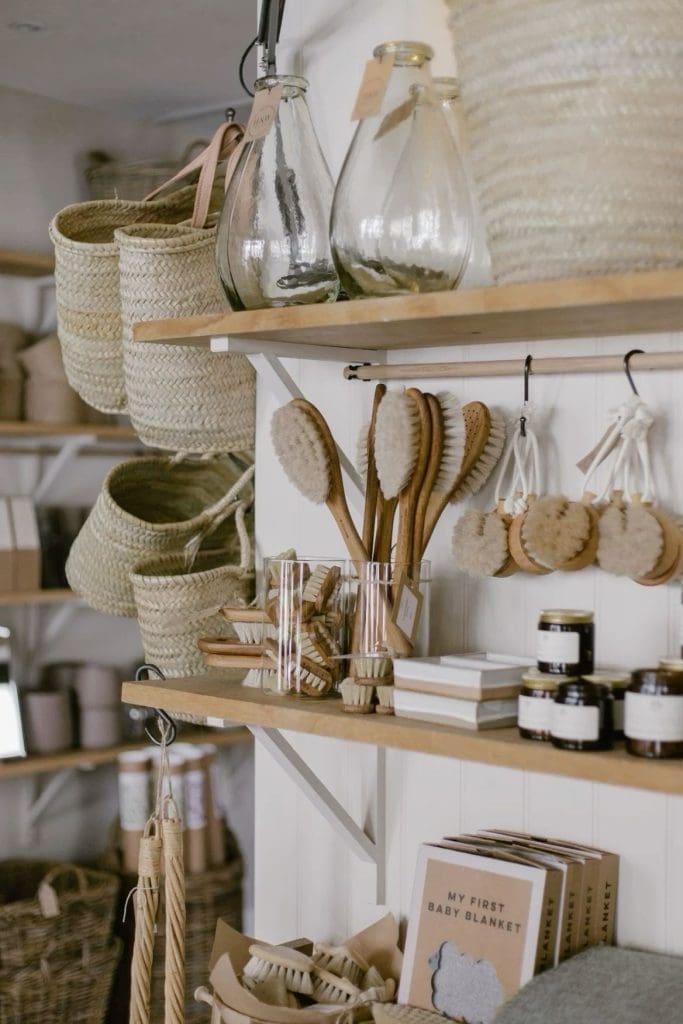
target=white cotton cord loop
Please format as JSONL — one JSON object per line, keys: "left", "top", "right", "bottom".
{"left": 581, "top": 395, "right": 646, "bottom": 500}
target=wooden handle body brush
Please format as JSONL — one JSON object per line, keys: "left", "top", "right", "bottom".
{"left": 361, "top": 384, "right": 385, "bottom": 556}
{"left": 413, "top": 393, "right": 444, "bottom": 575}
{"left": 395, "top": 389, "right": 431, "bottom": 581}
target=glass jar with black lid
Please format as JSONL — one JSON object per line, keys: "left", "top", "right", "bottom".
{"left": 518, "top": 670, "right": 577, "bottom": 742}
{"left": 551, "top": 679, "right": 614, "bottom": 751}
{"left": 625, "top": 668, "right": 683, "bottom": 759}
{"left": 537, "top": 610, "right": 594, "bottom": 676}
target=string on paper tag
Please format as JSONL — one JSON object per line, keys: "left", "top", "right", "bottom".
{"left": 244, "top": 84, "right": 284, "bottom": 142}
{"left": 351, "top": 54, "right": 395, "bottom": 121}
{"left": 38, "top": 882, "right": 60, "bottom": 919}
{"left": 391, "top": 571, "right": 424, "bottom": 645}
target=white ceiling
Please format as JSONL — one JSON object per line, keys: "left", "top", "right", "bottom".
{"left": 0, "top": 0, "right": 257, "bottom": 121}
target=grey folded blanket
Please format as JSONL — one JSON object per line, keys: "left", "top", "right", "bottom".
{"left": 495, "top": 946, "right": 682, "bottom": 1024}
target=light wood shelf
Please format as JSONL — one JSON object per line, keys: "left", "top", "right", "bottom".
{"left": 0, "top": 421, "right": 137, "bottom": 440}
{"left": 0, "top": 589, "right": 78, "bottom": 605}
{"left": 0, "top": 726, "right": 251, "bottom": 780}
{"left": 0, "top": 249, "right": 54, "bottom": 277}
{"left": 121, "top": 676, "right": 683, "bottom": 796}
{"left": 132, "top": 268, "right": 683, "bottom": 351}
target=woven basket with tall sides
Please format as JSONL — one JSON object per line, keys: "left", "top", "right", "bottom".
{"left": 446, "top": 0, "right": 683, "bottom": 282}
{"left": 66, "top": 456, "right": 254, "bottom": 617}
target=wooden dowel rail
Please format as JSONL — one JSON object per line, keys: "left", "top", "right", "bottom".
{"left": 344, "top": 349, "right": 683, "bottom": 382}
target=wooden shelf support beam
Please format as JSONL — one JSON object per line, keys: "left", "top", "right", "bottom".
{"left": 251, "top": 725, "right": 387, "bottom": 904}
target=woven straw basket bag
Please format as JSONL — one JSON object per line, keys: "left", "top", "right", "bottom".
{"left": 49, "top": 185, "right": 198, "bottom": 413}
{"left": 117, "top": 222, "right": 255, "bottom": 454}
{"left": 131, "top": 501, "right": 254, "bottom": 677}
{"left": 446, "top": 0, "right": 683, "bottom": 282}
{"left": 66, "top": 457, "right": 254, "bottom": 617}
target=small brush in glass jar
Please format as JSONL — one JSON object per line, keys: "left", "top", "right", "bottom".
{"left": 537, "top": 610, "right": 594, "bottom": 676}
{"left": 625, "top": 668, "right": 683, "bottom": 758}
{"left": 551, "top": 679, "right": 614, "bottom": 751}
{"left": 518, "top": 670, "right": 577, "bottom": 742}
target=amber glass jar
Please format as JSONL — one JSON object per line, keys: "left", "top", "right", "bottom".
{"left": 625, "top": 668, "right": 683, "bottom": 758}
{"left": 583, "top": 672, "right": 630, "bottom": 739}
{"left": 551, "top": 679, "right": 613, "bottom": 751}
{"left": 537, "top": 610, "right": 594, "bottom": 675}
{"left": 518, "top": 671, "right": 576, "bottom": 742}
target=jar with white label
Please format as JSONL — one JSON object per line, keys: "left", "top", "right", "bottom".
{"left": 538, "top": 610, "right": 594, "bottom": 675}
{"left": 551, "top": 680, "right": 614, "bottom": 751}
{"left": 625, "top": 669, "right": 683, "bottom": 758}
{"left": 582, "top": 672, "right": 630, "bottom": 739}
{"left": 518, "top": 670, "right": 577, "bottom": 742}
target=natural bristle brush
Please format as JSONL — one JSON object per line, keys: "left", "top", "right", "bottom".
{"left": 358, "top": 384, "right": 386, "bottom": 557}
{"left": 311, "top": 968, "right": 361, "bottom": 1004}
{"left": 313, "top": 943, "right": 369, "bottom": 985}
{"left": 421, "top": 390, "right": 467, "bottom": 549}
{"left": 372, "top": 387, "right": 421, "bottom": 563}
{"left": 412, "top": 393, "right": 444, "bottom": 574}
{"left": 220, "top": 606, "right": 274, "bottom": 644}
{"left": 395, "top": 388, "right": 432, "bottom": 578}
{"left": 243, "top": 943, "right": 315, "bottom": 995}
{"left": 451, "top": 401, "right": 506, "bottom": 502}
{"left": 272, "top": 398, "right": 412, "bottom": 655}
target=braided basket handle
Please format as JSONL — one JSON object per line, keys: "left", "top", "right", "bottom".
{"left": 143, "top": 119, "right": 244, "bottom": 229}
{"left": 37, "top": 864, "right": 89, "bottom": 918}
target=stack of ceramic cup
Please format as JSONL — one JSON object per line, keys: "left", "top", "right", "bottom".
{"left": 72, "top": 663, "right": 122, "bottom": 749}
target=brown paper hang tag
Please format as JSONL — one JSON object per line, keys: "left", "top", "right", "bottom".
{"left": 244, "top": 84, "right": 284, "bottom": 142}
{"left": 390, "top": 571, "right": 424, "bottom": 646}
{"left": 374, "top": 93, "right": 418, "bottom": 140}
{"left": 351, "top": 54, "right": 395, "bottom": 121}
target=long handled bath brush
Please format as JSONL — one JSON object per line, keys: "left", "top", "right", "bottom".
{"left": 372, "top": 387, "right": 421, "bottom": 562}
{"left": 413, "top": 393, "right": 444, "bottom": 573}
{"left": 395, "top": 388, "right": 432, "bottom": 577}
{"left": 421, "top": 390, "right": 467, "bottom": 549}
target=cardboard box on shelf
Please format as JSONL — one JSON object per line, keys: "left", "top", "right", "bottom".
{"left": 8, "top": 497, "right": 41, "bottom": 591}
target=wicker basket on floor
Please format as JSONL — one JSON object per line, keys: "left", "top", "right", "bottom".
{"left": 0, "top": 860, "right": 120, "bottom": 1024}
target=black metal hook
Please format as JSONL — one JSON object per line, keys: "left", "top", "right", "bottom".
{"left": 135, "top": 663, "right": 177, "bottom": 746}
{"left": 624, "top": 349, "right": 644, "bottom": 397}
{"left": 520, "top": 355, "right": 533, "bottom": 437}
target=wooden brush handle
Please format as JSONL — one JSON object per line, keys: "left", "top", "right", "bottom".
{"left": 396, "top": 390, "right": 431, "bottom": 580}
{"left": 373, "top": 494, "right": 397, "bottom": 563}
{"left": 414, "top": 393, "right": 443, "bottom": 573}
{"left": 362, "top": 384, "right": 385, "bottom": 556}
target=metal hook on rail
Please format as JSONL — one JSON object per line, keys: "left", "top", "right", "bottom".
{"left": 520, "top": 354, "right": 533, "bottom": 437}
{"left": 624, "top": 348, "right": 644, "bottom": 397}
{"left": 135, "top": 663, "right": 177, "bottom": 746}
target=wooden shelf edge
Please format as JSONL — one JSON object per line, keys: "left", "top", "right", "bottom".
{"left": 0, "top": 421, "right": 137, "bottom": 440}
{"left": 0, "top": 248, "right": 55, "bottom": 277}
{"left": 0, "top": 725, "right": 252, "bottom": 779}
{"left": 121, "top": 677, "right": 683, "bottom": 796}
{"left": 0, "top": 589, "right": 78, "bottom": 605}
{"left": 132, "top": 267, "right": 683, "bottom": 349}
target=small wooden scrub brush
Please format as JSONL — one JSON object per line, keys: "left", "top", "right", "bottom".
{"left": 375, "top": 684, "right": 395, "bottom": 715}
{"left": 243, "top": 943, "right": 315, "bottom": 995}
{"left": 340, "top": 677, "right": 374, "bottom": 714}
{"left": 311, "top": 968, "right": 361, "bottom": 1005}
{"left": 220, "top": 606, "right": 275, "bottom": 644}
{"left": 313, "top": 943, "right": 369, "bottom": 986}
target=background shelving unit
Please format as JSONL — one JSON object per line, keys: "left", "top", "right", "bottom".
{"left": 0, "top": 249, "right": 54, "bottom": 278}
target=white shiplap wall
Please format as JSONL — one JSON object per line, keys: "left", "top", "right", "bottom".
{"left": 252, "top": 0, "right": 683, "bottom": 956}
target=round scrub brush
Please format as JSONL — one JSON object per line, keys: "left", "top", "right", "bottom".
{"left": 452, "top": 507, "right": 513, "bottom": 578}
{"left": 522, "top": 495, "right": 599, "bottom": 571}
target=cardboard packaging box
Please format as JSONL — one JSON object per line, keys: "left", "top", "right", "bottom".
{"left": 8, "top": 497, "right": 41, "bottom": 591}
{"left": 0, "top": 498, "right": 13, "bottom": 590}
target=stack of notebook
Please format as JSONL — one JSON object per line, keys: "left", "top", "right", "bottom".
{"left": 399, "top": 831, "right": 619, "bottom": 1024}
{"left": 392, "top": 653, "right": 533, "bottom": 730}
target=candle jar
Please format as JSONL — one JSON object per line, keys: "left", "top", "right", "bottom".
{"left": 537, "top": 610, "right": 594, "bottom": 676}
{"left": 261, "top": 556, "right": 348, "bottom": 698}
{"left": 551, "top": 679, "right": 614, "bottom": 751}
{"left": 583, "top": 672, "right": 630, "bottom": 739}
{"left": 625, "top": 668, "right": 683, "bottom": 758}
{"left": 518, "top": 670, "right": 576, "bottom": 741}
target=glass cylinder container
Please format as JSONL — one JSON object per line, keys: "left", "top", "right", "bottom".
{"left": 330, "top": 42, "right": 472, "bottom": 298}
{"left": 583, "top": 672, "right": 630, "bottom": 739}
{"left": 216, "top": 76, "right": 339, "bottom": 310}
{"left": 625, "top": 668, "right": 683, "bottom": 758}
{"left": 551, "top": 679, "right": 614, "bottom": 752}
{"left": 432, "top": 76, "right": 492, "bottom": 288}
{"left": 261, "top": 556, "right": 347, "bottom": 698}
{"left": 537, "top": 610, "right": 594, "bottom": 676}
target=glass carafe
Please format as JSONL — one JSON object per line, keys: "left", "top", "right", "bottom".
{"left": 330, "top": 41, "right": 472, "bottom": 299}
{"left": 216, "top": 75, "right": 339, "bottom": 310}
{"left": 433, "top": 76, "right": 492, "bottom": 288}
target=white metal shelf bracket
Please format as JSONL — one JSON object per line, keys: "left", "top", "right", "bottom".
{"left": 251, "top": 725, "right": 386, "bottom": 904}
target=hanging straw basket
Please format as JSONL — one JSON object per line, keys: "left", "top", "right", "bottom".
{"left": 66, "top": 457, "right": 254, "bottom": 617}
{"left": 445, "top": 0, "right": 683, "bottom": 282}
{"left": 49, "top": 186, "right": 199, "bottom": 413}
{"left": 131, "top": 502, "right": 254, "bottom": 677}
{"left": 117, "top": 223, "right": 255, "bottom": 454}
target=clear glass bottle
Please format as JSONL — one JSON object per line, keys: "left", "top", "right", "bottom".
{"left": 216, "top": 75, "right": 339, "bottom": 310}
{"left": 433, "top": 76, "right": 492, "bottom": 288}
{"left": 330, "top": 41, "right": 472, "bottom": 299}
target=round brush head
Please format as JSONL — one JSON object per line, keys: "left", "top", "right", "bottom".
{"left": 452, "top": 509, "right": 509, "bottom": 577}
{"left": 597, "top": 503, "right": 663, "bottom": 577}
{"left": 522, "top": 495, "right": 593, "bottom": 569}
{"left": 271, "top": 402, "right": 330, "bottom": 504}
